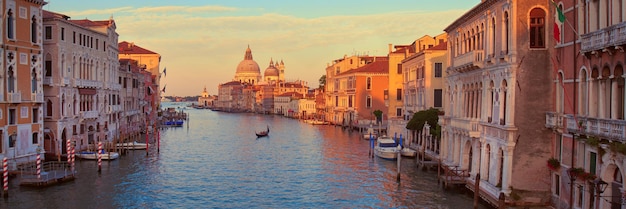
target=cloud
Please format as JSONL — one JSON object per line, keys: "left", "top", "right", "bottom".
{"left": 64, "top": 6, "right": 134, "bottom": 17}
{"left": 59, "top": 5, "right": 467, "bottom": 96}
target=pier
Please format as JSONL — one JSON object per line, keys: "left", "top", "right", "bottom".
{"left": 18, "top": 162, "right": 76, "bottom": 187}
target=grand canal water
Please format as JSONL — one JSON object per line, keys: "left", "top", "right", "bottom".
{"left": 1, "top": 102, "right": 489, "bottom": 209}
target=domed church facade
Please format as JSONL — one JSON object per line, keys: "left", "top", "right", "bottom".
{"left": 234, "top": 46, "right": 261, "bottom": 84}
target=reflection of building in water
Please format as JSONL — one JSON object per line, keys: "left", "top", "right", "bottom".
{"left": 217, "top": 46, "right": 311, "bottom": 114}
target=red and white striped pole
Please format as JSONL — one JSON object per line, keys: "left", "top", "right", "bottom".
{"left": 36, "top": 154, "right": 41, "bottom": 179}
{"left": 71, "top": 145, "right": 75, "bottom": 173}
{"left": 66, "top": 139, "right": 71, "bottom": 166}
{"left": 97, "top": 141, "right": 102, "bottom": 172}
{"left": 3, "top": 157, "right": 8, "bottom": 198}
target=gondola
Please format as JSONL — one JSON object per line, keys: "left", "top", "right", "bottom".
{"left": 256, "top": 126, "right": 270, "bottom": 137}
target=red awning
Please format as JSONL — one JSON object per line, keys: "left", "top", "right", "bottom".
{"left": 78, "top": 88, "right": 96, "bottom": 95}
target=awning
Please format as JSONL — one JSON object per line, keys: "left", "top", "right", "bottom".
{"left": 78, "top": 88, "right": 96, "bottom": 95}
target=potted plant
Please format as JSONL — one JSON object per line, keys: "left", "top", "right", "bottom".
{"left": 547, "top": 158, "right": 561, "bottom": 171}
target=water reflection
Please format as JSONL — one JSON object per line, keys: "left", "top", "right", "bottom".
{"left": 1, "top": 104, "right": 488, "bottom": 209}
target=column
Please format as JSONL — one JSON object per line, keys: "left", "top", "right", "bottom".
{"left": 610, "top": 76, "right": 618, "bottom": 119}
{"left": 501, "top": 146, "right": 514, "bottom": 194}
{"left": 480, "top": 140, "right": 487, "bottom": 181}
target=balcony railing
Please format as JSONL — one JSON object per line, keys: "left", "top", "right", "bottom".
{"left": 81, "top": 110, "right": 99, "bottom": 119}
{"left": 63, "top": 78, "right": 70, "bottom": 86}
{"left": 450, "top": 118, "right": 481, "bottom": 138}
{"left": 31, "top": 92, "right": 43, "bottom": 103}
{"left": 561, "top": 114, "right": 626, "bottom": 143}
{"left": 452, "top": 50, "right": 484, "bottom": 73}
{"left": 7, "top": 91, "right": 21, "bottom": 103}
{"left": 73, "top": 79, "right": 103, "bottom": 88}
{"left": 43, "top": 77, "right": 53, "bottom": 85}
{"left": 581, "top": 21, "right": 626, "bottom": 53}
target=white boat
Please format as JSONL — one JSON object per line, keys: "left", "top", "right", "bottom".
{"left": 374, "top": 136, "right": 399, "bottom": 160}
{"left": 116, "top": 141, "right": 148, "bottom": 150}
{"left": 309, "top": 120, "right": 329, "bottom": 125}
{"left": 363, "top": 125, "right": 377, "bottom": 140}
{"left": 76, "top": 151, "right": 120, "bottom": 160}
{"left": 400, "top": 147, "right": 417, "bottom": 158}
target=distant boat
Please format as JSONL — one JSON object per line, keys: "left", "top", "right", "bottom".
{"left": 76, "top": 151, "right": 120, "bottom": 160}
{"left": 116, "top": 141, "right": 147, "bottom": 150}
{"left": 256, "top": 126, "right": 270, "bottom": 138}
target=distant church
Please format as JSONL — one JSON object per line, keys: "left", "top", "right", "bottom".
{"left": 234, "top": 46, "right": 285, "bottom": 84}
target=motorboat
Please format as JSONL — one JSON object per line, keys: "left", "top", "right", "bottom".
{"left": 374, "top": 135, "right": 399, "bottom": 160}
{"left": 76, "top": 150, "right": 120, "bottom": 160}
{"left": 400, "top": 147, "right": 417, "bottom": 158}
{"left": 307, "top": 120, "right": 329, "bottom": 125}
{"left": 116, "top": 141, "right": 148, "bottom": 150}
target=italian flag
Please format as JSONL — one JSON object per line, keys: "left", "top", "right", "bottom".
{"left": 553, "top": 1, "right": 565, "bottom": 43}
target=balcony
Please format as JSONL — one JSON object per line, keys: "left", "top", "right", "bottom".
{"left": 581, "top": 21, "right": 626, "bottom": 53}
{"left": 563, "top": 114, "right": 626, "bottom": 143}
{"left": 450, "top": 118, "right": 481, "bottom": 138}
{"left": 545, "top": 112, "right": 564, "bottom": 129}
{"left": 108, "top": 105, "right": 122, "bottom": 113}
{"left": 63, "top": 78, "right": 70, "bottom": 86}
{"left": 451, "top": 50, "right": 484, "bottom": 73}
{"left": 80, "top": 110, "right": 99, "bottom": 119}
{"left": 31, "top": 92, "right": 43, "bottom": 103}
{"left": 7, "top": 91, "right": 21, "bottom": 103}
{"left": 73, "top": 79, "right": 103, "bottom": 88}
{"left": 43, "top": 77, "right": 53, "bottom": 85}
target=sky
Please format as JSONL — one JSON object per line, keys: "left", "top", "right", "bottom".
{"left": 45, "top": 0, "right": 477, "bottom": 97}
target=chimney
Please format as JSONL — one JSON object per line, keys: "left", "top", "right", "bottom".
{"left": 388, "top": 44, "right": 392, "bottom": 53}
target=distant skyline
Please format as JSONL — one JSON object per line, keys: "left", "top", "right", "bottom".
{"left": 46, "top": 0, "right": 477, "bottom": 96}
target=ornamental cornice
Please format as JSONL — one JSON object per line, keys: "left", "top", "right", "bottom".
{"left": 444, "top": 0, "right": 498, "bottom": 32}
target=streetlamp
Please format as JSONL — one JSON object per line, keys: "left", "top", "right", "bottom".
{"left": 593, "top": 178, "right": 608, "bottom": 209}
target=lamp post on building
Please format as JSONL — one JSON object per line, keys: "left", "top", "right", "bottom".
{"left": 593, "top": 178, "right": 608, "bottom": 209}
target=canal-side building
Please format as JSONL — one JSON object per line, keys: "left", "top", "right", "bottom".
{"left": 118, "top": 59, "right": 147, "bottom": 143}
{"left": 1, "top": 0, "right": 46, "bottom": 166}
{"left": 42, "top": 10, "right": 120, "bottom": 160}
{"left": 327, "top": 57, "right": 389, "bottom": 126}
{"left": 546, "top": 1, "right": 626, "bottom": 208}
{"left": 440, "top": 0, "right": 554, "bottom": 206}
{"left": 118, "top": 41, "right": 161, "bottom": 126}
{"left": 324, "top": 55, "right": 385, "bottom": 125}
{"left": 397, "top": 39, "right": 448, "bottom": 141}
{"left": 197, "top": 86, "right": 215, "bottom": 107}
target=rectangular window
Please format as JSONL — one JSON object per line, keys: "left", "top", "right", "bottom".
{"left": 366, "top": 96, "right": 372, "bottom": 108}
{"left": 8, "top": 135, "right": 15, "bottom": 148}
{"left": 9, "top": 109, "right": 16, "bottom": 125}
{"left": 589, "top": 152, "right": 597, "bottom": 175}
{"left": 73, "top": 31, "right": 76, "bottom": 44}
{"left": 434, "top": 89, "right": 443, "bottom": 107}
{"left": 96, "top": 38, "right": 99, "bottom": 50}
{"left": 61, "top": 27, "right": 65, "bottom": 41}
{"left": 434, "top": 63, "right": 442, "bottom": 78}
{"left": 396, "top": 107, "right": 402, "bottom": 117}
{"left": 45, "top": 26, "right": 52, "bottom": 40}
{"left": 397, "top": 63, "right": 402, "bottom": 74}
{"left": 335, "top": 96, "right": 338, "bottom": 107}
{"left": 348, "top": 95, "right": 353, "bottom": 107}
{"left": 553, "top": 174, "right": 560, "bottom": 195}
{"left": 396, "top": 88, "right": 402, "bottom": 100}
{"left": 556, "top": 134, "right": 562, "bottom": 161}
{"left": 32, "top": 132, "right": 38, "bottom": 144}
{"left": 45, "top": 60, "right": 52, "bottom": 77}
{"left": 384, "top": 89, "right": 388, "bottom": 100}
{"left": 32, "top": 108, "right": 38, "bottom": 123}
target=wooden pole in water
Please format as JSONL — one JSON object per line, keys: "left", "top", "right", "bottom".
{"left": 145, "top": 118, "right": 149, "bottom": 156}
{"left": 473, "top": 173, "right": 480, "bottom": 209}
{"left": 396, "top": 144, "right": 401, "bottom": 182}
{"left": 97, "top": 141, "right": 102, "bottom": 173}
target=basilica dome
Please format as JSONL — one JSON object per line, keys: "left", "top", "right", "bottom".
{"left": 236, "top": 47, "right": 260, "bottom": 74}
{"left": 264, "top": 60, "right": 279, "bottom": 77}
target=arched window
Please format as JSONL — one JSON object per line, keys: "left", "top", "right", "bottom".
{"left": 7, "top": 66, "right": 15, "bottom": 93}
{"left": 501, "top": 80, "right": 508, "bottom": 125}
{"left": 579, "top": 69, "right": 589, "bottom": 115}
{"left": 366, "top": 77, "right": 372, "bottom": 90}
{"left": 45, "top": 53, "right": 52, "bottom": 77}
{"left": 7, "top": 9, "right": 14, "bottom": 39}
{"left": 530, "top": 8, "right": 546, "bottom": 48}
{"left": 32, "top": 68, "right": 37, "bottom": 93}
{"left": 31, "top": 15, "right": 37, "bottom": 43}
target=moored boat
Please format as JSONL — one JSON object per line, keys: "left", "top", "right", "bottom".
{"left": 116, "top": 141, "right": 147, "bottom": 150}
{"left": 76, "top": 151, "right": 120, "bottom": 160}
{"left": 400, "top": 147, "right": 417, "bottom": 158}
{"left": 374, "top": 135, "right": 399, "bottom": 160}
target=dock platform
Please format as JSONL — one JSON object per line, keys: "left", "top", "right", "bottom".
{"left": 19, "top": 162, "right": 76, "bottom": 187}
